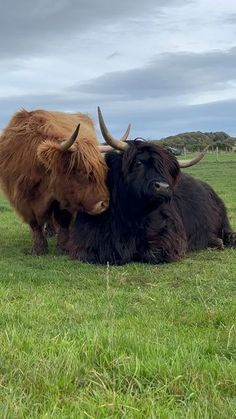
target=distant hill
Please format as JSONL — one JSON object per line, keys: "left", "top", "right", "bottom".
{"left": 155, "top": 131, "right": 236, "bottom": 152}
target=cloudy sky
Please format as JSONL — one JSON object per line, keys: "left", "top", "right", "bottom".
{"left": 1, "top": 0, "right": 236, "bottom": 139}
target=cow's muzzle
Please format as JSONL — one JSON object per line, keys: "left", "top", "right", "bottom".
{"left": 149, "top": 180, "right": 171, "bottom": 201}
{"left": 87, "top": 200, "right": 109, "bottom": 215}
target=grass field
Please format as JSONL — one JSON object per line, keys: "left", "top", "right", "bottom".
{"left": 0, "top": 153, "right": 236, "bottom": 418}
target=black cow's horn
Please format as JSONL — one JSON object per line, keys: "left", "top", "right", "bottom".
{"left": 59, "top": 123, "right": 80, "bottom": 151}
{"left": 98, "top": 107, "right": 130, "bottom": 151}
{"left": 178, "top": 146, "right": 209, "bottom": 168}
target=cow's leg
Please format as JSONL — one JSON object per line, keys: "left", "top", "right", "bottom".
{"left": 44, "top": 217, "right": 56, "bottom": 238}
{"left": 29, "top": 221, "right": 48, "bottom": 255}
{"left": 52, "top": 205, "right": 72, "bottom": 253}
{"left": 56, "top": 211, "right": 72, "bottom": 254}
{"left": 44, "top": 201, "right": 58, "bottom": 238}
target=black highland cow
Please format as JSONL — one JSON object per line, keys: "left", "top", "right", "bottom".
{"left": 68, "top": 110, "right": 236, "bottom": 265}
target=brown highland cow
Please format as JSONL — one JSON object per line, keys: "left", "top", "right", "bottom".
{"left": 0, "top": 109, "right": 122, "bottom": 255}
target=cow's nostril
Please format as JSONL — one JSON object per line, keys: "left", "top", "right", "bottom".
{"left": 96, "top": 200, "right": 109, "bottom": 211}
{"left": 101, "top": 200, "right": 109, "bottom": 209}
{"left": 88, "top": 200, "right": 109, "bottom": 215}
{"left": 154, "top": 181, "right": 170, "bottom": 190}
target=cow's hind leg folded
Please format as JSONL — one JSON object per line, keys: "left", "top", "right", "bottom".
{"left": 140, "top": 209, "right": 188, "bottom": 264}
{"left": 208, "top": 237, "right": 224, "bottom": 250}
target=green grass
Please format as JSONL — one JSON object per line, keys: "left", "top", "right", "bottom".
{"left": 0, "top": 153, "right": 236, "bottom": 418}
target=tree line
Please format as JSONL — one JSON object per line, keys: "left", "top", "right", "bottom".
{"left": 155, "top": 131, "right": 236, "bottom": 152}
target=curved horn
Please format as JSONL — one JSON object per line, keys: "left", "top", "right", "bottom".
{"left": 98, "top": 107, "right": 130, "bottom": 151}
{"left": 178, "top": 146, "right": 209, "bottom": 168}
{"left": 98, "top": 145, "right": 114, "bottom": 153}
{"left": 59, "top": 123, "right": 80, "bottom": 151}
{"left": 120, "top": 123, "right": 131, "bottom": 142}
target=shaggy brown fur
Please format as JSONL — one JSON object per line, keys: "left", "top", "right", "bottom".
{"left": 0, "top": 109, "right": 109, "bottom": 254}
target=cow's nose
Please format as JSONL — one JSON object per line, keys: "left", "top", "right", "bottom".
{"left": 154, "top": 181, "right": 170, "bottom": 191}
{"left": 100, "top": 200, "right": 109, "bottom": 211}
{"left": 89, "top": 200, "right": 109, "bottom": 215}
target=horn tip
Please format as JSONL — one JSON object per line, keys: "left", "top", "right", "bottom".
{"left": 200, "top": 145, "right": 209, "bottom": 156}
{"left": 74, "top": 123, "right": 80, "bottom": 139}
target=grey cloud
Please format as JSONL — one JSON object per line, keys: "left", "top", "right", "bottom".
{"left": 0, "top": 0, "right": 184, "bottom": 59}
{"left": 97, "top": 99, "right": 236, "bottom": 138}
{"left": 0, "top": 92, "right": 92, "bottom": 124}
{"left": 77, "top": 47, "right": 236, "bottom": 99}
{"left": 0, "top": 92, "right": 236, "bottom": 139}
{"left": 0, "top": 91, "right": 111, "bottom": 130}
{"left": 1, "top": 0, "right": 235, "bottom": 145}
{"left": 131, "top": 99, "right": 236, "bottom": 138}
{"left": 224, "top": 13, "right": 236, "bottom": 24}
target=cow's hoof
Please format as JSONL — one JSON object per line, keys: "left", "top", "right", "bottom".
{"left": 30, "top": 243, "right": 48, "bottom": 256}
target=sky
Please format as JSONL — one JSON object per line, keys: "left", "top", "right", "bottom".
{"left": 1, "top": 0, "right": 236, "bottom": 140}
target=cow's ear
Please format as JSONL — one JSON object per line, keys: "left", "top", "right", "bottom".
{"left": 37, "top": 140, "right": 59, "bottom": 170}
{"left": 169, "top": 158, "right": 180, "bottom": 186}
{"left": 37, "top": 140, "right": 72, "bottom": 172}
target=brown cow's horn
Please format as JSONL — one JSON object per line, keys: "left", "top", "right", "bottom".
{"left": 178, "top": 146, "right": 209, "bottom": 168}
{"left": 59, "top": 123, "right": 80, "bottom": 151}
{"left": 98, "top": 107, "right": 130, "bottom": 151}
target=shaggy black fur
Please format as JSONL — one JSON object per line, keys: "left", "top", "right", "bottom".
{"left": 68, "top": 141, "right": 236, "bottom": 264}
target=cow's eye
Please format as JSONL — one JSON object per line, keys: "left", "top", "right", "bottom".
{"left": 134, "top": 160, "right": 143, "bottom": 168}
